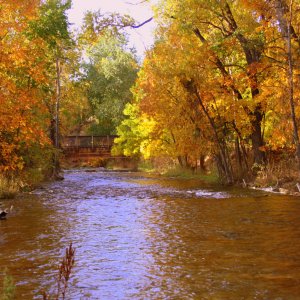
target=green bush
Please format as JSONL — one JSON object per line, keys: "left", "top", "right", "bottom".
{"left": 20, "top": 143, "right": 57, "bottom": 187}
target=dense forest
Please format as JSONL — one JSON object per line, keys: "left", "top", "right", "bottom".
{"left": 1, "top": 0, "right": 300, "bottom": 196}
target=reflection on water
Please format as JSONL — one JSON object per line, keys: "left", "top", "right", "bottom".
{"left": 1, "top": 169, "right": 300, "bottom": 299}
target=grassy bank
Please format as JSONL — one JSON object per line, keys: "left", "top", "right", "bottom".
{"left": 136, "top": 157, "right": 219, "bottom": 184}
{"left": 161, "top": 166, "right": 219, "bottom": 183}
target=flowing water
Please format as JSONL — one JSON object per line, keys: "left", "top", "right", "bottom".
{"left": 1, "top": 169, "right": 300, "bottom": 299}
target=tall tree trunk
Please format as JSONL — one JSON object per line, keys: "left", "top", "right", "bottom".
{"left": 287, "top": 0, "right": 300, "bottom": 167}
{"left": 55, "top": 57, "right": 61, "bottom": 149}
{"left": 223, "top": 1, "right": 266, "bottom": 166}
{"left": 275, "top": 0, "right": 300, "bottom": 166}
{"left": 250, "top": 105, "right": 266, "bottom": 165}
{"left": 50, "top": 116, "right": 56, "bottom": 146}
{"left": 190, "top": 83, "right": 234, "bottom": 184}
{"left": 199, "top": 155, "right": 206, "bottom": 172}
{"left": 52, "top": 57, "right": 62, "bottom": 179}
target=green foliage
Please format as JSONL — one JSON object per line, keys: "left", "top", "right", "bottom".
{"left": 20, "top": 144, "right": 56, "bottom": 187}
{"left": 60, "top": 79, "right": 92, "bottom": 135}
{"left": 28, "top": 0, "right": 72, "bottom": 53}
{"left": 85, "top": 32, "right": 138, "bottom": 135}
{"left": 80, "top": 10, "right": 134, "bottom": 43}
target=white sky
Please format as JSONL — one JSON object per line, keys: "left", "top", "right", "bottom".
{"left": 68, "top": 0, "right": 157, "bottom": 58}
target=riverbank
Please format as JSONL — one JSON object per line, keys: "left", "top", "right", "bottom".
{"left": 247, "top": 161, "right": 300, "bottom": 196}
{"left": 155, "top": 164, "right": 300, "bottom": 197}
{"left": 0, "top": 168, "right": 62, "bottom": 200}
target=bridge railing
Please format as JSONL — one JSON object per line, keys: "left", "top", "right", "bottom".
{"left": 61, "top": 135, "right": 117, "bottom": 148}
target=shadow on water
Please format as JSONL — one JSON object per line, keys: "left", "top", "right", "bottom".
{"left": 1, "top": 169, "right": 300, "bottom": 299}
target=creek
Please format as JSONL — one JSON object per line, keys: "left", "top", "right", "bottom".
{"left": 1, "top": 169, "right": 300, "bottom": 299}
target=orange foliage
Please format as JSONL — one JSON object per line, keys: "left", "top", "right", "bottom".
{"left": 0, "top": 0, "right": 51, "bottom": 173}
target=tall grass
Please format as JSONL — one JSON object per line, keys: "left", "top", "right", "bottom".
{"left": 1, "top": 270, "right": 15, "bottom": 300}
{"left": 255, "top": 158, "right": 300, "bottom": 190}
{"left": 42, "top": 243, "right": 75, "bottom": 300}
{"left": 1, "top": 244, "right": 75, "bottom": 300}
{"left": 0, "top": 176, "right": 20, "bottom": 199}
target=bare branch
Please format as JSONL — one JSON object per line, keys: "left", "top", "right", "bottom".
{"left": 125, "top": 0, "right": 148, "bottom": 5}
{"left": 131, "top": 17, "right": 153, "bottom": 28}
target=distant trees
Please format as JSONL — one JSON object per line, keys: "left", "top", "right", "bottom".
{"left": 84, "top": 32, "right": 138, "bottom": 135}
{"left": 60, "top": 9, "right": 139, "bottom": 136}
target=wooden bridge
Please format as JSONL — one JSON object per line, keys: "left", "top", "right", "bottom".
{"left": 61, "top": 135, "right": 136, "bottom": 169}
{"left": 62, "top": 135, "right": 116, "bottom": 149}
{"left": 61, "top": 135, "right": 117, "bottom": 160}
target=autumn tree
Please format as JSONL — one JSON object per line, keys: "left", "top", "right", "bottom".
{"left": 0, "top": 0, "right": 52, "bottom": 175}
{"left": 112, "top": 102, "right": 156, "bottom": 158}
{"left": 118, "top": 0, "right": 300, "bottom": 182}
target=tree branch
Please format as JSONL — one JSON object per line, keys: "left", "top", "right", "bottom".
{"left": 131, "top": 17, "right": 153, "bottom": 28}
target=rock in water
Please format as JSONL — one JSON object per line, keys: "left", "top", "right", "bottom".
{"left": 0, "top": 209, "right": 8, "bottom": 219}
{"left": 0, "top": 206, "right": 13, "bottom": 219}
